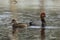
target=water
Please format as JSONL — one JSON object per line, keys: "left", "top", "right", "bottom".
{"left": 0, "top": 9, "right": 60, "bottom": 40}
{"left": 0, "top": 25, "right": 60, "bottom": 40}
{"left": 0, "top": 0, "right": 60, "bottom": 40}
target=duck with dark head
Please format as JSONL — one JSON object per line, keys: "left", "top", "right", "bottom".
{"left": 11, "top": 19, "right": 28, "bottom": 35}
{"left": 40, "top": 12, "right": 46, "bottom": 40}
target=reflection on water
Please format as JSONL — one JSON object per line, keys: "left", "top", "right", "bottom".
{"left": 0, "top": 25, "right": 60, "bottom": 40}
{"left": 0, "top": 11, "right": 60, "bottom": 40}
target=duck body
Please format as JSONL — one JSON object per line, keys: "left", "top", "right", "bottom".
{"left": 11, "top": 19, "right": 28, "bottom": 34}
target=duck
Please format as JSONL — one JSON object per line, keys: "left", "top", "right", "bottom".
{"left": 11, "top": 19, "right": 28, "bottom": 34}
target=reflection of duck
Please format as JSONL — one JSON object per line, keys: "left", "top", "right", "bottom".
{"left": 11, "top": 19, "right": 28, "bottom": 35}
{"left": 13, "top": 0, "right": 17, "bottom": 4}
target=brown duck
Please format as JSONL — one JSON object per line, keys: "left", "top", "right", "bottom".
{"left": 11, "top": 19, "right": 28, "bottom": 34}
